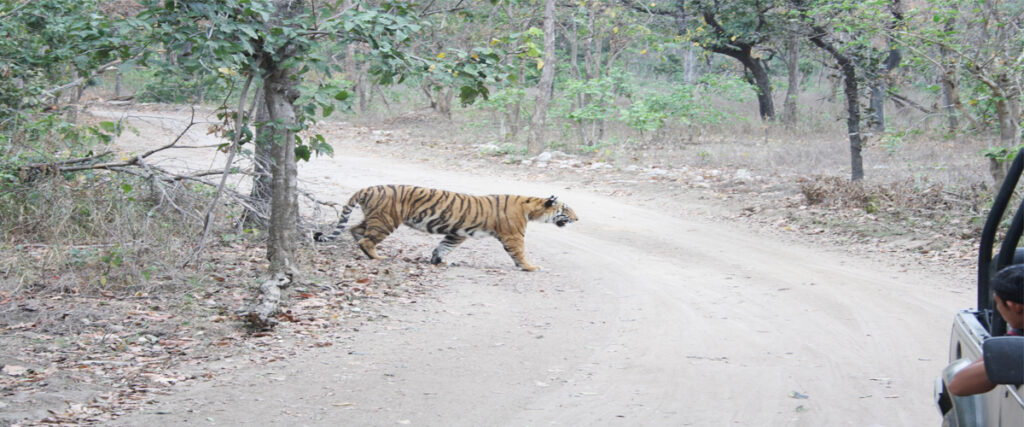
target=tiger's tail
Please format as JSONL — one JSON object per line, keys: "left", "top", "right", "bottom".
{"left": 313, "top": 190, "right": 363, "bottom": 242}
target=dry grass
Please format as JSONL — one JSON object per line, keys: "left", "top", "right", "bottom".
{"left": 0, "top": 173, "right": 222, "bottom": 296}
{"left": 798, "top": 175, "right": 988, "bottom": 216}
{"left": 352, "top": 88, "right": 996, "bottom": 191}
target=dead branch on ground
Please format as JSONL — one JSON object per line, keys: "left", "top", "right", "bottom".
{"left": 240, "top": 273, "right": 291, "bottom": 330}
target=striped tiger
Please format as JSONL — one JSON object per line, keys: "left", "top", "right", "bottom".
{"left": 313, "top": 185, "right": 578, "bottom": 271}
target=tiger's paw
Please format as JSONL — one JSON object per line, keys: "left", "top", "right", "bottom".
{"left": 520, "top": 265, "right": 541, "bottom": 272}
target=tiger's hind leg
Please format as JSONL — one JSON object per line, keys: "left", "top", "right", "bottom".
{"left": 349, "top": 221, "right": 367, "bottom": 242}
{"left": 354, "top": 217, "right": 395, "bottom": 260}
{"left": 497, "top": 234, "right": 539, "bottom": 272}
{"left": 431, "top": 234, "right": 467, "bottom": 265}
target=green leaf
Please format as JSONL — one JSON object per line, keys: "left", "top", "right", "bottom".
{"left": 99, "top": 121, "right": 117, "bottom": 133}
{"left": 295, "top": 144, "right": 311, "bottom": 162}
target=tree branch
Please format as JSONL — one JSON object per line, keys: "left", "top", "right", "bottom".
{"left": 886, "top": 91, "right": 934, "bottom": 114}
{"left": 186, "top": 72, "right": 257, "bottom": 267}
{"left": 42, "top": 58, "right": 128, "bottom": 99}
{"left": 0, "top": 0, "right": 32, "bottom": 19}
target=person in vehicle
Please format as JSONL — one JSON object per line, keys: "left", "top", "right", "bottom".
{"left": 948, "top": 264, "right": 1024, "bottom": 396}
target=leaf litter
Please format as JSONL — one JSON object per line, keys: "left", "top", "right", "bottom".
{"left": 0, "top": 239, "right": 445, "bottom": 426}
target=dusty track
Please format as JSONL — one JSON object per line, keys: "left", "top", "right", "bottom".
{"left": 104, "top": 107, "right": 969, "bottom": 426}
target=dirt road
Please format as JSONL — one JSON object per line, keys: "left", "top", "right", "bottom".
{"left": 105, "top": 109, "right": 968, "bottom": 426}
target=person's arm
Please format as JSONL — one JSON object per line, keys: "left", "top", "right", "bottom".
{"left": 949, "top": 358, "right": 997, "bottom": 396}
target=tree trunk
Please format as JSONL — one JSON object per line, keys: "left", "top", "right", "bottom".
{"left": 263, "top": 0, "right": 303, "bottom": 277}
{"left": 868, "top": 47, "right": 901, "bottom": 132}
{"left": 994, "top": 78, "right": 1021, "bottom": 149}
{"left": 438, "top": 87, "right": 453, "bottom": 119}
{"left": 869, "top": 1, "right": 904, "bottom": 133}
{"left": 527, "top": 0, "right": 556, "bottom": 155}
{"left": 868, "top": 86, "right": 884, "bottom": 132}
{"left": 684, "top": 47, "right": 697, "bottom": 84}
{"left": 701, "top": 9, "right": 775, "bottom": 121}
{"left": 243, "top": 91, "right": 272, "bottom": 228}
{"left": 264, "top": 77, "right": 300, "bottom": 276}
{"left": 939, "top": 66, "right": 960, "bottom": 132}
{"left": 977, "top": 72, "right": 1022, "bottom": 188}
{"left": 808, "top": 30, "right": 864, "bottom": 181}
{"left": 742, "top": 55, "right": 776, "bottom": 121}
{"left": 783, "top": 32, "right": 799, "bottom": 128}
{"left": 938, "top": 16, "right": 959, "bottom": 132}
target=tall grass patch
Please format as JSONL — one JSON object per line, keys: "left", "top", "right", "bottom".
{"left": 1, "top": 172, "right": 211, "bottom": 296}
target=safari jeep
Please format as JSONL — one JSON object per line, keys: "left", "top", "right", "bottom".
{"left": 935, "top": 148, "right": 1024, "bottom": 426}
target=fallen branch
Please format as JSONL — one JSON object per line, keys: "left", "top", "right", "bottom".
{"left": 241, "top": 273, "right": 291, "bottom": 330}
{"left": 18, "top": 108, "right": 198, "bottom": 177}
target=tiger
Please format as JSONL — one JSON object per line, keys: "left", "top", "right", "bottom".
{"left": 313, "top": 184, "right": 578, "bottom": 271}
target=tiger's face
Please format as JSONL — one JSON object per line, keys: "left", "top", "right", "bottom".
{"left": 538, "top": 196, "right": 578, "bottom": 227}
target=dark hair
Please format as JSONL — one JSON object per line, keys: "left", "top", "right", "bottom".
{"left": 993, "top": 264, "right": 1024, "bottom": 304}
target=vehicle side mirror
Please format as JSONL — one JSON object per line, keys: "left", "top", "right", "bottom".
{"left": 983, "top": 336, "right": 1024, "bottom": 384}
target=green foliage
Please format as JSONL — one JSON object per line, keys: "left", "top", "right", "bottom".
{"left": 552, "top": 69, "right": 632, "bottom": 125}
{"left": 551, "top": 69, "right": 753, "bottom": 138}
{"left": 621, "top": 74, "right": 754, "bottom": 132}
{"left": 0, "top": 0, "right": 132, "bottom": 169}
{"left": 683, "top": 0, "right": 787, "bottom": 50}
{"left": 135, "top": 69, "right": 232, "bottom": 104}
{"left": 982, "top": 145, "right": 1023, "bottom": 164}
{"left": 481, "top": 88, "right": 527, "bottom": 114}
{"left": 895, "top": 0, "right": 1024, "bottom": 150}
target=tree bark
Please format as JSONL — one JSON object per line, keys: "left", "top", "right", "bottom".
{"left": 868, "top": 0, "right": 904, "bottom": 132}
{"left": 938, "top": 15, "right": 960, "bottom": 132}
{"left": 782, "top": 32, "right": 800, "bottom": 128}
{"left": 527, "top": 0, "right": 556, "bottom": 155}
{"left": 743, "top": 55, "right": 776, "bottom": 122}
{"left": 808, "top": 29, "right": 864, "bottom": 181}
{"left": 684, "top": 47, "right": 697, "bottom": 84}
{"left": 263, "top": 0, "right": 303, "bottom": 277}
{"left": 868, "top": 46, "right": 901, "bottom": 132}
{"left": 264, "top": 78, "right": 300, "bottom": 276}
{"left": 939, "top": 66, "right": 960, "bottom": 132}
{"left": 700, "top": 11, "right": 775, "bottom": 121}
{"left": 243, "top": 91, "right": 272, "bottom": 228}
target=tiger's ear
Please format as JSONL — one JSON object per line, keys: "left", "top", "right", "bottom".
{"left": 545, "top": 195, "right": 557, "bottom": 207}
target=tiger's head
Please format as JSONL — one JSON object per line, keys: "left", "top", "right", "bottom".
{"left": 538, "top": 195, "right": 578, "bottom": 227}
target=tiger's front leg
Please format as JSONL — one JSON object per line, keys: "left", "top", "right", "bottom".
{"left": 497, "top": 235, "right": 539, "bottom": 272}
{"left": 431, "top": 234, "right": 467, "bottom": 265}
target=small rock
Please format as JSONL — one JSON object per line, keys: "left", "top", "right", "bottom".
{"left": 477, "top": 143, "right": 501, "bottom": 155}
{"left": 2, "top": 365, "right": 29, "bottom": 376}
